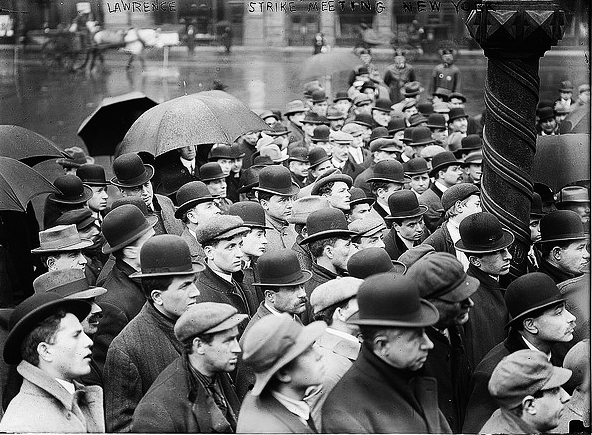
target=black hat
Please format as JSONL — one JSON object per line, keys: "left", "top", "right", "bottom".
{"left": 454, "top": 134, "right": 482, "bottom": 158}
{"left": 55, "top": 208, "right": 95, "bottom": 230}
{"left": 429, "top": 151, "right": 463, "bottom": 178}
{"left": 300, "top": 208, "right": 356, "bottom": 244}
{"left": 448, "top": 107, "right": 469, "bottom": 122}
{"left": 401, "top": 126, "right": 415, "bottom": 144}
{"left": 48, "top": 175, "right": 93, "bottom": 205}
{"left": 368, "top": 160, "right": 408, "bottom": 184}
{"left": 530, "top": 193, "right": 545, "bottom": 218}
{"left": 311, "top": 89, "right": 328, "bottom": 104}
{"left": 76, "top": 164, "right": 108, "bottom": 186}
{"left": 311, "top": 125, "right": 331, "bottom": 142}
{"left": 229, "top": 143, "right": 246, "bottom": 159}
{"left": 537, "top": 106, "right": 555, "bottom": 122}
{"left": 403, "top": 157, "right": 430, "bottom": 176}
{"left": 426, "top": 113, "right": 447, "bottom": 130}
{"left": 539, "top": 210, "right": 587, "bottom": 244}
{"left": 349, "top": 187, "right": 374, "bottom": 207}
{"left": 308, "top": 147, "right": 331, "bottom": 168}
{"left": 400, "top": 81, "right": 425, "bottom": 98}
{"left": 101, "top": 204, "right": 158, "bottom": 254}
{"left": 387, "top": 117, "right": 406, "bottom": 134}
{"left": 416, "top": 102, "right": 434, "bottom": 116}
{"left": 111, "top": 153, "right": 154, "bottom": 188}
{"left": 208, "top": 144, "right": 233, "bottom": 161}
{"left": 449, "top": 92, "right": 467, "bottom": 103}
{"left": 351, "top": 113, "right": 374, "bottom": 128}
{"left": 372, "top": 98, "right": 393, "bottom": 113}
{"left": 302, "top": 112, "right": 326, "bottom": 125}
{"left": 385, "top": 190, "right": 428, "bottom": 220}
{"left": 347, "top": 248, "right": 406, "bottom": 279}
{"left": 253, "top": 165, "right": 300, "bottom": 197}
{"left": 288, "top": 147, "right": 309, "bottom": 163}
{"left": 409, "top": 126, "right": 436, "bottom": 147}
{"left": 237, "top": 165, "right": 265, "bottom": 194}
{"left": 368, "top": 126, "right": 391, "bottom": 143}
{"left": 558, "top": 80, "right": 574, "bottom": 92}
{"left": 199, "top": 162, "right": 226, "bottom": 182}
{"left": 175, "top": 181, "right": 217, "bottom": 219}
{"left": 252, "top": 249, "right": 312, "bottom": 286}
{"left": 432, "top": 87, "right": 451, "bottom": 100}
{"left": 333, "top": 91, "right": 351, "bottom": 103}
{"left": 227, "top": 201, "right": 271, "bottom": 229}
{"left": 455, "top": 212, "right": 515, "bottom": 253}
{"left": 409, "top": 113, "right": 428, "bottom": 127}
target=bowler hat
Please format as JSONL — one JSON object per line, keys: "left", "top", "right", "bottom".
{"left": 302, "top": 112, "right": 325, "bottom": 125}
{"left": 175, "top": 181, "right": 217, "bottom": 219}
{"left": 288, "top": 147, "right": 309, "bottom": 163}
{"left": 242, "top": 313, "right": 326, "bottom": 396}
{"left": 130, "top": 235, "right": 204, "bottom": 278}
{"left": 326, "top": 106, "right": 346, "bottom": 121}
{"left": 402, "top": 126, "right": 415, "bottom": 144}
{"left": 310, "top": 277, "right": 363, "bottom": 314}
{"left": 441, "top": 183, "right": 480, "bottom": 212}
{"left": 311, "top": 89, "right": 328, "bottom": 103}
{"left": 387, "top": 117, "right": 406, "bottom": 134}
{"left": 48, "top": 175, "right": 93, "bottom": 204}
{"left": 311, "top": 125, "right": 331, "bottom": 142}
{"left": 230, "top": 143, "right": 246, "bottom": 159}
{"left": 404, "top": 157, "right": 429, "bottom": 175}
{"left": 76, "top": 164, "right": 108, "bottom": 186}
{"left": 455, "top": 212, "right": 515, "bottom": 253}
{"left": 463, "top": 151, "right": 482, "bottom": 165}
{"left": 426, "top": 113, "right": 447, "bottom": 130}
{"left": 55, "top": 208, "right": 95, "bottom": 231}
{"left": 253, "top": 165, "right": 300, "bottom": 196}
{"left": 454, "top": 134, "right": 482, "bottom": 158}
{"left": 284, "top": 100, "right": 307, "bottom": 117}
{"left": 539, "top": 210, "right": 587, "bottom": 244}
{"left": 199, "top": 162, "right": 226, "bottom": 182}
{"left": 227, "top": 201, "right": 271, "bottom": 229}
{"left": 534, "top": 182, "right": 555, "bottom": 205}
{"left": 208, "top": 144, "right": 233, "bottom": 161}
{"left": 303, "top": 80, "right": 322, "bottom": 98}
{"left": 111, "top": 196, "right": 151, "bottom": 217}
{"left": 101, "top": 204, "right": 158, "bottom": 254}
{"left": 347, "top": 247, "right": 407, "bottom": 279}
{"left": 416, "top": 102, "right": 434, "bottom": 116}
{"left": 373, "top": 98, "right": 392, "bottom": 113}
{"left": 300, "top": 208, "right": 356, "bottom": 244}
{"left": 409, "top": 113, "right": 428, "bottom": 127}
{"left": 432, "top": 102, "right": 450, "bottom": 114}
{"left": 349, "top": 187, "right": 374, "bottom": 207}
{"left": 368, "top": 126, "right": 391, "bottom": 142}
{"left": 311, "top": 170, "right": 352, "bottom": 195}
{"left": 195, "top": 215, "right": 249, "bottom": 245}
{"left": 530, "top": 192, "right": 545, "bottom": 218}
{"left": 334, "top": 91, "right": 351, "bottom": 103}
{"left": 401, "top": 81, "right": 424, "bottom": 98}
{"left": 360, "top": 80, "right": 376, "bottom": 92}
{"left": 349, "top": 272, "right": 439, "bottom": 327}
{"left": 32, "top": 224, "right": 93, "bottom": 254}
{"left": 449, "top": 92, "right": 467, "bottom": 103}
{"left": 288, "top": 196, "right": 331, "bottom": 224}
{"left": 253, "top": 249, "right": 312, "bottom": 287}
{"left": 174, "top": 302, "right": 248, "bottom": 343}
{"left": 407, "top": 252, "right": 479, "bottom": 302}
{"left": 4, "top": 293, "right": 91, "bottom": 365}
{"left": 555, "top": 186, "right": 590, "bottom": 205}
{"left": 368, "top": 160, "right": 408, "bottom": 184}
{"left": 111, "top": 153, "right": 154, "bottom": 188}
{"left": 33, "top": 269, "right": 107, "bottom": 300}
{"left": 504, "top": 272, "right": 566, "bottom": 328}
{"left": 448, "top": 107, "right": 469, "bottom": 122}
{"left": 349, "top": 217, "right": 385, "bottom": 239}
{"left": 429, "top": 151, "right": 463, "bottom": 178}
{"left": 537, "top": 106, "right": 555, "bottom": 121}
{"left": 559, "top": 80, "right": 574, "bottom": 92}
{"left": 351, "top": 113, "right": 374, "bottom": 128}
{"left": 409, "top": 126, "right": 435, "bottom": 147}
{"left": 56, "top": 146, "right": 95, "bottom": 168}
{"left": 353, "top": 94, "right": 372, "bottom": 107}
{"left": 307, "top": 148, "right": 331, "bottom": 169}
{"left": 488, "top": 350, "right": 572, "bottom": 409}
{"left": 386, "top": 190, "right": 428, "bottom": 220}
{"left": 432, "top": 87, "right": 451, "bottom": 100}
{"left": 237, "top": 165, "right": 264, "bottom": 194}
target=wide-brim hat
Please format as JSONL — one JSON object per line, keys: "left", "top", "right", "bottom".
{"left": 102, "top": 204, "right": 158, "bottom": 254}
{"left": 56, "top": 146, "right": 95, "bottom": 168}
{"left": 111, "top": 153, "right": 155, "bottom": 188}
{"left": 300, "top": 208, "right": 357, "bottom": 245}
{"left": 253, "top": 165, "right": 300, "bottom": 197}
{"left": 252, "top": 249, "right": 312, "bottom": 286}
{"left": 448, "top": 107, "right": 469, "bottom": 122}
{"left": 48, "top": 175, "right": 94, "bottom": 205}
{"left": 32, "top": 224, "right": 94, "bottom": 254}
{"left": 555, "top": 186, "right": 590, "bottom": 205}
{"left": 284, "top": 100, "right": 307, "bottom": 116}
{"left": 385, "top": 190, "right": 428, "bottom": 220}
{"left": 4, "top": 293, "right": 91, "bottom": 365}
{"left": 33, "top": 269, "right": 107, "bottom": 300}
{"left": 455, "top": 212, "right": 515, "bottom": 253}
{"left": 429, "top": 151, "right": 463, "bottom": 178}
{"left": 400, "top": 81, "right": 425, "bottom": 98}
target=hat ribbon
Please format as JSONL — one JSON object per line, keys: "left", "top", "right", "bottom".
{"left": 141, "top": 264, "right": 193, "bottom": 274}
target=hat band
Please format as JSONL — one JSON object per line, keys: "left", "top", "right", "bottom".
{"left": 44, "top": 279, "right": 90, "bottom": 297}
{"left": 259, "top": 269, "right": 305, "bottom": 285}
{"left": 141, "top": 264, "right": 194, "bottom": 275}
{"left": 40, "top": 234, "right": 83, "bottom": 250}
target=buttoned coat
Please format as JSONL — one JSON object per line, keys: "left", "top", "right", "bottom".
{"left": 0, "top": 361, "right": 104, "bottom": 433}
{"left": 132, "top": 357, "right": 240, "bottom": 433}
{"left": 418, "top": 184, "right": 444, "bottom": 233}
{"left": 265, "top": 214, "right": 298, "bottom": 253}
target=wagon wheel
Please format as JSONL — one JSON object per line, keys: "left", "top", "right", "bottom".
{"left": 40, "top": 40, "right": 61, "bottom": 69}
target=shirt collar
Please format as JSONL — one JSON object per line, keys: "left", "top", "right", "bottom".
{"left": 434, "top": 180, "right": 449, "bottom": 193}
{"left": 180, "top": 157, "right": 195, "bottom": 171}
{"left": 326, "top": 327, "right": 360, "bottom": 344}
{"left": 270, "top": 390, "right": 310, "bottom": 422}
{"left": 188, "top": 228, "right": 197, "bottom": 240}
{"left": 264, "top": 302, "right": 299, "bottom": 321}
{"left": 210, "top": 265, "right": 233, "bottom": 283}
{"left": 55, "top": 378, "right": 75, "bottom": 395}
{"left": 522, "top": 336, "right": 552, "bottom": 361}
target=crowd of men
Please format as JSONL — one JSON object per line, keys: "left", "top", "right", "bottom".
{"left": 0, "top": 48, "right": 589, "bottom": 434}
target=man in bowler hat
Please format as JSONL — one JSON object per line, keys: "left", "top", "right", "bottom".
{"left": 322, "top": 272, "right": 451, "bottom": 433}
{"left": 367, "top": 159, "right": 408, "bottom": 222}
{"left": 288, "top": 196, "right": 331, "bottom": 271}
{"left": 43, "top": 174, "right": 93, "bottom": 229}
{"left": 383, "top": 190, "right": 428, "bottom": 260}
{"left": 0, "top": 293, "right": 103, "bottom": 432}
{"left": 103, "top": 234, "right": 204, "bottom": 432}
{"left": 132, "top": 302, "right": 247, "bottom": 433}
{"left": 463, "top": 272, "right": 576, "bottom": 432}
{"left": 76, "top": 164, "right": 109, "bottom": 228}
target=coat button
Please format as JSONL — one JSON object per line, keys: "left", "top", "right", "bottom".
{"left": 66, "top": 412, "right": 72, "bottom": 419}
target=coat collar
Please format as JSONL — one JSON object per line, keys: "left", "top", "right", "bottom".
{"left": 258, "top": 392, "right": 314, "bottom": 433}
{"left": 537, "top": 258, "right": 577, "bottom": 284}
{"left": 311, "top": 262, "right": 339, "bottom": 281}
{"left": 317, "top": 330, "right": 360, "bottom": 361}
{"left": 467, "top": 263, "right": 504, "bottom": 290}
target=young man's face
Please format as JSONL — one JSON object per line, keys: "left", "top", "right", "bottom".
{"left": 349, "top": 203, "right": 371, "bottom": 222}
{"left": 332, "top": 143, "right": 350, "bottom": 163}
{"left": 312, "top": 101, "right": 328, "bottom": 117}
{"left": 431, "top": 128, "right": 448, "bottom": 143}
{"left": 466, "top": 163, "right": 482, "bottom": 183}
{"left": 433, "top": 297, "right": 474, "bottom": 327}
{"left": 561, "top": 203, "right": 591, "bottom": 225}
{"left": 554, "top": 239, "right": 590, "bottom": 275}
{"left": 207, "top": 235, "right": 244, "bottom": 273}
{"left": 529, "top": 386, "right": 571, "bottom": 432}
{"left": 187, "top": 201, "right": 221, "bottom": 225}
{"left": 329, "top": 237, "right": 356, "bottom": 272}
{"left": 206, "top": 179, "right": 227, "bottom": 198}
{"left": 379, "top": 327, "right": 434, "bottom": 371}
{"left": 356, "top": 104, "right": 372, "bottom": 116}
{"left": 529, "top": 218, "right": 541, "bottom": 243}
{"left": 310, "top": 160, "right": 334, "bottom": 179}
{"left": 263, "top": 116, "right": 278, "bottom": 127}
{"left": 449, "top": 117, "right": 468, "bottom": 134}
{"left": 530, "top": 301, "right": 576, "bottom": 344}
{"left": 261, "top": 195, "right": 294, "bottom": 223}
{"left": 216, "top": 159, "right": 233, "bottom": 177}
{"left": 327, "top": 182, "right": 351, "bottom": 211}
{"left": 48, "top": 250, "right": 87, "bottom": 271}
{"left": 334, "top": 100, "right": 351, "bottom": 114}
{"left": 269, "top": 284, "right": 307, "bottom": 315}
{"left": 179, "top": 145, "right": 196, "bottom": 161}
{"left": 473, "top": 247, "right": 512, "bottom": 276}
{"left": 288, "top": 112, "right": 306, "bottom": 127}
{"left": 329, "top": 119, "right": 344, "bottom": 131}
{"left": 409, "top": 173, "right": 430, "bottom": 195}
{"left": 394, "top": 216, "right": 424, "bottom": 242}
{"left": 442, "top": 53, "right": 453, "bottom": 64}
{"left": 231, "top": 158, "right": 243, "bottom": 174}
{"left": 559, "top": 91, "right": 572, "bottom": 101}
{"left": 432, "top": 95, "right": 444, "bottom": 104}
{"left": 355, "top": 230, "right": 385, "bottom": 250}
{"left": 350, "top": 134, "right": 364, "bottom": 149}
{"left": 449, "top": 98, "right": 464, "bottom": 108}
{"left": 81, "top": 300, "right": 103, "bottom": 336}
{"left": 199, "top": 326, "right": 242, "bottom": 374}
{"left": 87, "top": 186, "right": 108, "bottom": 212}
{"left": 456, "top": 195, "right": 482, "bottom": 221}
{"left": 241, "top": 228, "right": 267, "bottom": 257}
{"left": 155, "top": 274, "right": 200, "bottom": 319}
{"left": 79, "top": 225, "right": 101, "bottom": 244}
{"left": 402, "top": 106, "right": 418, "bottom": 120}
{"left": 302, "top": 123, "right": 316, "bottom": 136}
{"left": 540, "top": 118, "right": 557, "bottom": 135}
{"left": 440, "top": 165, "right": 464, "bottom": 187}
{"left": 120, "top": 181, "right": 154, "bottom": 209}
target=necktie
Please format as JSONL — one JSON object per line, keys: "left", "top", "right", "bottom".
{"left": 306, "top": 417, "right": 318, "bottom": 433}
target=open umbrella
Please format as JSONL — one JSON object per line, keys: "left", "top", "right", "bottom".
{"left": 0, "top": 157, "right": 59, "bottom": 212}
{"left": 301, "top": 51, "right": 362, "bottom": 80}
{"left": 0, "top": 125, "right": 67, "bottom": 166}
{"left": 118, "top": 91, "right": 268, "bottom": 158}
{"left": 77, "top": 92, "right": 158, "bottom": 156}
{"left": 531, "top": 133, "right": 590, "bottom": 192}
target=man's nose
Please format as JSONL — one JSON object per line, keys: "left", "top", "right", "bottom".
{"left": 78, "top": 253, "right": 87, "bottom": 265}
{"left": 188, "top": 283, "right": 200, "bottom": 297}
{"left": 560, "top": 388, "right": 571, "bottom": 404}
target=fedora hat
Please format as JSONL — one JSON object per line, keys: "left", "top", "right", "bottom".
{"left": 455, "top": 212, "right": 515, "bottom": 253}
{"left": 48, "top": 175, "right": 93, "bottom": 205}
{"left": 372, "top": 98, "right": 393, "bottom": 113}
{"left": 326, "top": 106, "right": 346, "bottom": 121}
{"left": 351, "top": 113, "right": 374, "bottom": 128}
{"left": 387, "top": 117, "right": 406, "bottom": 134}
{"left": 237, "top": 165, "right": 264, "bottom": 194}
{"left": 409, "top": 113, "right": 428, "bottom": 127}
{"left": 454, "top": 134, "right": 482, "bottom": 158}
{"left": 111, "top": 153, "right": 154, "bottom": 188}
{"left": 530, "top": 192, "right": 545, "bottom": 218}
{"left": 130, "top": 235, "right": 204, "bottom": 278}
{"left": 253, "top": 249, "right": 312, "bottom": 286}
{"left": 56, "top": 146, "right": 95, "bottom": 168}
{"left": 300, "top": 208, "right": 356, "bottom": 244}
{"left": 4, "top": 293, "right": 91, "bottom": 365}
{"left": 311, "top": 89, "right": 328, "bottom": 104}
{"left": 559, "top": 80, "right": 574, "bottom": 92}
{"left": 76, "top": 164, "right": 108, "bottom": 186}
{"left": 32, "top": 224, "right": 93, "bottom": 254}
{"left": 307, "top": 147, "right": 331, "bottom": 169}
{"left": 227, "top": 201, "right": 271, "bottom": 229}
{"left": 260, "top": 144, "right": 289, "bottom": 164}
{"left": 195, "top": 215, "right": 249, "bottom": 245}
{"left": 448, "top": 107, "right": 469, "bottom": 122}
{"left": 349, "top": 272, "right": 439, "bottom": 327}
{"left": 264, "top": 122, "right": 290, "bottom": 137}
{"left": 333, "top": 91, "right": 351, "bottom": 103}
{"left": 208, "top": 144, "right": 233, "bottom": 161}
{"left": 199, "top": 162, "right": 226, "bottom": 182}
{"left": 409, "top": 126, "right": 435, "bottom": 147}
{"left": 253, "top": 165, "right": 300, "bottom": 197}
{"left": 174, "top": 302, "right": 248, "bottom": 343}
{"left": 429, "top": 151, "right": 463, "bottom": 178}
{"left": 367, "top": 160, "right": 408, "bottom": 184}
{"left": 441, "top": 183, "right": 480, "bottom": 213}
{"left": 401, "top": 81, "right": 424, "bottom": 98}
{"left": 349, "top": 187, "right": 374, "bottom": 207}
{"left": 404, "top": 157, "right": 429, "bottom": 176}
{"left": 288, "top": 196, "right": 331, "bottom": 224}
{"left": 504, "top": 272, "right": 566, "bottom": 328}
{"left": 432, "top": 87, "right": 451, "bottom": 100}
{"left": 426, "top": 113, "right": 447, "bottom": 130}
{"left": 386, "top": 190, "right": 428, "bottom": 220}
{"left": 347, "top": 247, "right": 407, "bottom": 279}
{"left": 539, "top": 210, "right": 587, "bottom": 244}
{"left": 34, "top": 269, "right": 107, "bottom": 300}
{"left": 303, "top": 80, "right": 322, "bottom": 97}
{"left": 311, "top": 170, "right": 352, "bottom": 196}
{"left": 417, "top": 102, "right": 434, "bottom": 116}
{"left": 54, "top": 208, "right": 95, "bottom": 231}
{"left": 555, "top": 186, "right": 590, "bottom": 205}
{"left": 242, "top": 313, "right": 326, "bottom": 396}
{"left": 311, "top": 125, "right": 331, "bottom": 142}
{"left": 102, "top": 204, "right": 158, "bottom": 254}
{"left": 175, "top": 181, "right": 217, "bottom": 219}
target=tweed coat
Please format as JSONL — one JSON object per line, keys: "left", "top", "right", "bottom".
{"left": 0, "top": 361, "right": 104, "bottom": 433}
{"left": 265, "top": 214, "right": 298, "bottom": 253}
{"left": 181, "top": 227, "right": 206, "bottom": 264}
{"left": 153, "top": 194, "right": 184, "bottom": 236}
{"left": 103, "top": 302, "right": 183, "bottom": 433}
{"left": 237, "top": 391, "right": 316, "bottom": 434}
{"left": 322, "top": 345, "right": 452, "bottom": 434}
{"left": 132, "top": 356, "right": 240, "bottom": 433}
{"left": 421, "top": 223, "right": 455, "bottom": 255}
{"left": 479, "top": 408, "right": 538, "bottom": 434}
{"left": 418, "top": 183, "right": 445, "bottom": 233}
{"left": 538, "top": 257, "right": 578, "bottom": 284}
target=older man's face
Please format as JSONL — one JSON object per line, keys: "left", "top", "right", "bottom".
{"left": 431, "top": 297, "right": 474, "bottom": 327}
{"left": 529, "top": 386, "right": 571, "bottom": 432}
{"left": 380, "top": 327, "right": 434, "bottom": 371}
{"left": 555, "top": 240, "right": 590, "bottom": 275}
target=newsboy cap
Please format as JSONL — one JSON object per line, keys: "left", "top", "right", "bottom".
{"left": 441, "top": 183, "right": 480, "bottom": 213}
{"left": 174, "top": 302, "right": 247, "bottom": 343}
{"left": 310, "top": 277, "right": 363, "bottom": 314}
{"left": 288, "top": 196, "right": 331, "bottom": 224}
{"left": 349, "top": 217, "right": 386, "bottom": 239}
{"left": 195, "top": 215, "right": 249, "bottom": 245}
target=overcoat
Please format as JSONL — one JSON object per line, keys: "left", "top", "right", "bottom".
{"left": 384, "top": 228, "right": 419, "bottom": 261}
{"left": 153, "top": 193, "right": 184, "bottom": 236}
{"left": 479, "top": 408, "right": 538, "bottom": 434}
{"left": 418, "top": 184, "right": 444, "bottom": 233}
{"left": 265, "top": 214, "right": 298, "bottom": 252}
{"left": 181, "top": 228, "right": 206, "bottom": 264}
{"left": 421, "top": 223, "right": 455, "bottom": 255}
{"left": 303, "top": 262, "right": 339, "bottom": 325}
{"left": 292, "top": 235, "right": 314, "bottom": 272}
{"left": 353, "top": 163, "right": 375, "bottom": 198}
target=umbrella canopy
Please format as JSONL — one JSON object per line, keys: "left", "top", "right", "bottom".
{"left": 77, "top": 92, "right": 158, "bottom": 156}
{"left": 532, "top": 133, "right": 590, "bottom": 192}
{"left": 118, "top": 91, "right": 268, "bottom": 158}
{"left": 0, "top": 157, "right": 59, "bottom": 212}
{"left": 0, "top": 125, "right": 67, "bottom": 166}
{"left": 301, "top": 51, "right": 362, "bottom": 80}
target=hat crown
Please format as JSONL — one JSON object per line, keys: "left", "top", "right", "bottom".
{"left": 334, "top": 91, "right": 349, "bottom": 101}
{"left": 199, "top": 162, "right": 225, "bottom": 181}
{"left": 257, "top": 165, "right": 295, "bottom": 194}
{"left": 111, "top": 196, "right": 150, "bottom": 216}
{"left": 76, "top": 164, "right": 107, "bottom": 184}
{"left": 288, "top": 147, "right": 309, "bottom": 161}
{"left": 347, "top": 247, "right": 394, "bottom": 279}
{"left": 38, "top": 224, "right": 83, "bottom": 251}
{"left": 426, "top": 113, "right": 447, "bottom": 128}
{"left": 349, "top": 187, "right": 370, "bottom": 203}
{"left": 352, "top": 113, "right": 374, "bottom": 127}
{"left": 33, "top": 269, "right": 89, "bottom": 297}
{"left": 369, "top": 127, "right": 390, "bottom": 142}
{"left": 409, "top": 113, "right": 428, "bottom": 127}
{"left": 448, "top": 107, "right": 468, "bottom": 121}
{"left": 407, "top": 253, "right": 468, "bottom": 299}
{"left": 176, "top": 181, "right": 213, "bottom": 206}
{"left": 260, "top": 144, "right": 282, "bottom": 161}
{"left": 54, "top": 208, "right": 94, "bottom": 229}
{"left": 460, "top": 134, "right": 482, "bottom": 150}
{"left": 306, "top": 208, "right": 350, "bottom": 238}
{"left": 8, "top": 293, "right": 63, "bottom": 331}
{"left": 387, "top": 117, "right": 406, "bottom": 133}
{"left": 372, "top": 160, "right": 405, "bottom": 183}
{"left": 459, "top": 212, "right": 507, "bottom": 250}
{"left": 64, "top": 147, "right": 90, "bottom": 165}
{"left": 209, "top": 144, "right": 233, "bottom": 160}
{"left": 505, "top": 272, "right": 563, "bottom": 323}
{"left": 441, "top": 183, "right": 480, "bottom": 212}
{"left": 113, "top": 153, "right": 149, "bottom": 184}
{"left": 307, "top": 147, "right": 330, "bottom": 167}
{"left": 140, "top": 235, "right": 193, "bottom": 275}
{"left": 556, "top": 186, "right": 590, "bottom": 204}
{"left": 311, "top": 89, "right": 327, "bottom": 102}
{"left": 387, "top": 190, "right": 421, "bottom": 215}
{"left": 195, "top": 215, "right": 246, "bottom": 244}
{"left": 174, "top": 302, "right": 239, "bottom": 342}
{"left": 530, "top": 192, "right": 544, "bottom": 215}
{"left": 227, "top": 201, "right": 267, "bottom": 227}
{"left": 404, "top": 157, "right": 429, "bottom": 174}
{"left": 431, "top": 151, "right": 459, "bottom": 171}
{"left": 102, "top": 204, "right": 150, "bottom": 249}
{"left": 312, "top": 125, "right": 331, "bottom": 140}
{"left": 256, "top": 249, "right": 306, "bottom": 285}
{"left": 373, "top": 98, "right": 392, "bottom": 111}
{"left": 410, "top": 126, "right": 434, "bottom": 144}
{"left": 539, "top": 210, "right": 585, "bottom": 243}
{"left": 416, "top": 102, "right": 434, "bottom": 115}
{"left": 238, "top": 166, "right": 263, "bottom": 192}
{"left": 53, "top": 175, "right": 86, "bottom": 198}
{"left": 290, "top": 196, "right": 331, "bottom": 224}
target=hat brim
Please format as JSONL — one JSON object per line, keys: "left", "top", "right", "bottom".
{"left": 448, "top": 114, "right": 469, "bottom": 122}
{"left": 102, "top": 215, "right": 158, "bottom": 254}
{"left": 426, "top": 123, "right": 447, "bottom": 130}
{"left": 250, "top": 321, "right": 326, "bottom": 396}
{"left": 237, "top": 182, "right": 258, "bottom": 194}
{"left": 205, "top": 313, "right": 249, "bottom": 335}
{"left": 284, "top": 109, "right": 307, "bottom": 116}
{"left": 537, "top": 233, "right": 589, "bottom": 245}
{"left": 56, "top": 156, "right": 95, "bottom": 168}
{"left": 505, "top": 297, "right": 566, "bottom": 329}
{"left": 174, "top": 196, "right": 217, "bottom": 219}
{"left": 48, "top": 184, "right": 94, "bottom": 205}
{"left": 348, "top": 299, "right": 439, "bottom": 327}
{"left": 253, "top": 184, "right": 300, "bottom": 197}
{"left": 309, "top": 156, "right": 331, "bottom": 168}
{"left": 65, "top": 286, "right": 108, "bottom": 300}
{"left": 429, "top": 160, "right": 464, "bottom": 178}
{"left": 385, "top": 205, "right": 428, "bottom": 220}
{"left": 455, "top": 229, "right": 515, "bottom": 253}
{"left": 110, "top": 164, "right": 155, "bottom": 188}
{"left": 4, "top": 299, "right": 91, "bottom": 365}
{"left": 31, "top": 238, "right": 94, "bottom": 254}
{"left": 80, "top": 180, "right": 108, "bottom": 186}
{"left": 367, "top": 176, "right": 409, "bottom": 184}
{"left": 404, "top": 170, "right": 430, "bottom": 176}
{"left": 300, "top": 229, "right": 357, "bottom": 245}
{"left": 311, "top": 175, "right": 353, "bottom": 195}
{"left": 410, "top": 140, "right": 436, "bottom": 147}
{"left": 350, "top": 197, "right": 375, "bottom": 207}
{"left": 542, "top": 366, "right": 573, "bottom": 391}
{"left": 454, "top": 147, "right": 481, "bottom": 158}
{"left": 129, "top": 261, "right": 205, "bottom": 278}
{"left": 252, "top": 269, "right": 312, "bottom": 287}
{"left": 438, "top": 275, "right": 479, "bottom": 303}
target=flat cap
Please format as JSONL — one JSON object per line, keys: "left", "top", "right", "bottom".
{"left": 195, "top": 215, "right": 249, "bottom": 245}
{"left": 441, "top": 183, "right": 480, "bottom": 212}
{"left": 348, "top": 217, "right": 386, "bottom": 238}
{"left": 341, "top": 123, "right": 365, "bottom": 136}
{"left": 330, "top": 130, "right": 354, "bottom": 144}
{"left": 174, "top": 302, "right": 248, "bottom": 343}
{"left": 310, "top": 277, "right": 363, "bottom": 314}
{"left": 288, "top": 196, "right": 331, "bottom": 224}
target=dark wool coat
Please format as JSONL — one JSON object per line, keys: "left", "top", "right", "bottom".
{"left": 132, "top": 357, "right": 240, "bottom": 433}
{"left": 304, "top": 262, "right": 339, "bottom": 325}
{"left": 292, "top": 235, "right": 314, "bottom": 272}
{"left": 463, "top": 264, "right": 509, "bottom": 370}
{"left": 322, "top": 345, "right": 452, "bottom": 434}
{"left": 352, "top": 163, "right": 375, "bottom": 198}
{"left": 338, "top": 156, "right": 365, "bottom": 181}
{"left": 153, "top": 194, "right": 184, "bottom": 236}
{"left": 384, "top": 228, "right": 420, "bottom": 261}
{"left": 103, "top": 302, "right": 183, "bottom": 433}
{"left": 538, "top": 257, "right": 578, "bottom": 284}
{"left": 237, "top": 391, "right": 316, "bottom": 434}
{"left": 422, "top": 223, "right": 455, "bottom": 255}
{"left": 227, "top": 171, "right": 242, "bottom": 203}
{"left": 462, "top": 329, "right": 563, "bottom": 433}
{"left": 418, "top": 183, "right": 445, "bottom": 234}
{"left": 154, "top": 159, "right": 199, "bottom": 197}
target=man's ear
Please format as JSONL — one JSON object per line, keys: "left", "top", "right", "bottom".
{"left": 37, "top": 342, "right": 52, "bottom": 363}
{"left": 203, "top": 245, "right": 214, "bottom": 261}
{"left": 274, "top": 367, "right": 292, "bottom": 384}
{"left": 150, "top": 289, "right": 163, "bottom": 306}
{"left": 522, "top": 395, "right": 536, "bottom": 415}
{"left": 522, "top": 317, "right": 538, "bottom": 335}
{"left": 323, "top": 244, "right": 334, "bottom": 259}
{"left": 468, "top": 255, "right": 481, "bottom": 267}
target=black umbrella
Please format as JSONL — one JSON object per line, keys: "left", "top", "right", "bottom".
{"left": 77, "top": 92, "right": 158, "bottom": 157}
{"left": 0, "top": 125, "right": 67, "bottom": 166}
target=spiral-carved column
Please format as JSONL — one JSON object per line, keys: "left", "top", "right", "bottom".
{"left": 466, "top": 1, "right": 565, "bottom": 278}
